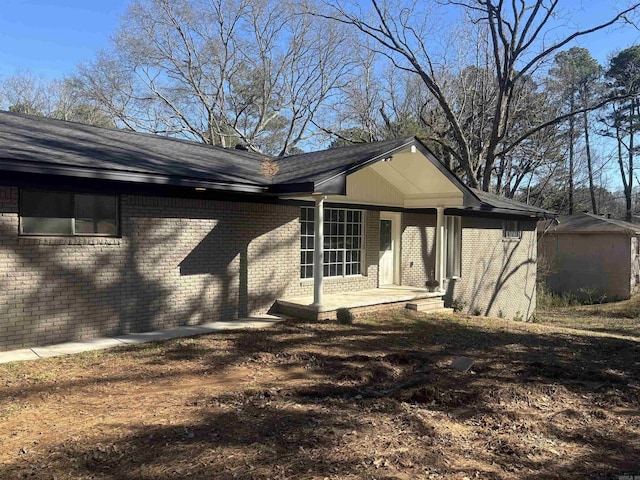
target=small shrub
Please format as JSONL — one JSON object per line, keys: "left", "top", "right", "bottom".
{"left": 472, "top": 307, "right": 482, "bottom": 316}
{"left": 450, "top": 298, "right": 467, "bottom": 313}
{"left": 575, "top": 285, "right": 608, "bottom": 305}
{"left": 425, "top": 279, "right": 440, "bottom": 292}
{"left": 577, "top": 285, "right": 600, "bottom": 305}
{"left": 498, "top": 309, "right": 505, "bottom": 318}
{"left": 336, "top": 307, "right": 354, "bottom": 325}
{"left": 513, "top": 311, "right": 523, "bottom": 322}
{"left": 537, "top": 285, "right": 580, "bottom": 309}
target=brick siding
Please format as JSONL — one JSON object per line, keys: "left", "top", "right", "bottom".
{"left": 0, "top": 184, "right": 537, "bottom": 351}
{"left": 0, "top": 187, "right": 380, "bottom": 350}
{"left": 401, "top": 214, "right": 537, "bottom": 320}
{"left": 0, "top": 187, "right": 301, "bottom": 350}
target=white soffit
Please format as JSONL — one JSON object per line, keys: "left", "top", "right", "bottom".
{"left": 350, "top": 148, "right": 464, "bottom": 208}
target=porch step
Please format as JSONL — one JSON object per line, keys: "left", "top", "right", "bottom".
{"left": 406, "top": 298, "right": 451, "bottom": 314}
{"left": 274, "top": 286, "right": 445, "bottom": 321}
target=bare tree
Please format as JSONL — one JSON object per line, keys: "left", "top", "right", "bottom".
{"left": 75, "top": 0, "right": 355, "bottom": 155}
{"left": 0, "top": 71, "right": 59, "bottom": 116}
{"left": 548, "top": 47, "right": 603, "bottom": 214}
{"left": 0, "top": 71, "right": 113, "bottom": 127}
{"left": 313, "top": 0, "right": 640, "bottom": 190}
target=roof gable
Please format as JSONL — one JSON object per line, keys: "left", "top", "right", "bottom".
{"left": 274, "top": 137, "right": 417, "bottom": 185}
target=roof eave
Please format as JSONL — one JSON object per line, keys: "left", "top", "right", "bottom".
{"left": 0, "top": 159, "right": 267, "bottom": 194}
{"left": 453, "top": 204, "right": 554, "bottom": 219}
{"left": 266, "top": 181, "right": 316, "bottom": 195}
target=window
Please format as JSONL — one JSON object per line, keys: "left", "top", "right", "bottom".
{"left": 20, "top": 190, "right": 118, "bottom": 236}
{"left": 300, "top": 206, "right": 364, "bottom": 279}
{"left": 445, "top": 216, "right": 461, "bottom": 278}
{"left": 503, "top": 220, "right": 521, "bottom": 239}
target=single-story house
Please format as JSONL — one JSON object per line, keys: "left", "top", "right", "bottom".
{"left": 0, "top": 111, "right": 550, "bottom": 351}
{"left": 538, "top": 212, "right": 640, "bottom": 300}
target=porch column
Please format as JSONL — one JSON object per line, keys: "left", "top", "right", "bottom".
{"left": 435, "top": 207, "right": 445, "bottom": 292}
{"left": 312, "top": 195, "right": 326, "bottom": 306}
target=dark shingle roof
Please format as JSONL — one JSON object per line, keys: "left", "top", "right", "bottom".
{"left": 471, "top": 188, "right": 554, "bottom": 217}
{"left": 0, "top": 111, "right": 270, "bottom": 191}
{"left": 0, "top": 111, "right": 552, "bottom": 217}
{"left": 539, "top": 212, "right": 640, "bottom": 234}
{"left": 276, "top": 137, "right": 416, "bottom": 185}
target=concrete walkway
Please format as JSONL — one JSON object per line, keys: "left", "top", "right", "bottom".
{"left": 0, "top": 315, "right": 283, "bottom": 364}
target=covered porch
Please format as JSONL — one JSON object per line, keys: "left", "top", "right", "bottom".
{"left": 274, "top": 138, "right": 472, "bottom": 314}
{"left": 273, "top": 286, "right": 449, "bottom": 321}
{"left": 268, "top": 137, "right": 545, "bottom": 321}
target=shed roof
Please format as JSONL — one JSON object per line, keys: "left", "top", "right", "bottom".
{"left": 539, "top": 212, "right": 640, "bottom": 235}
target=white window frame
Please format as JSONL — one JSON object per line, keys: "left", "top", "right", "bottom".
{"left": 502, "top": 219, "right": 522, "bottom": 240}
{"left": 300, "top": 206, "right": 365, "bottom": 279}
{"left": 445, "top": 216, "right": 461, "bottom": 278}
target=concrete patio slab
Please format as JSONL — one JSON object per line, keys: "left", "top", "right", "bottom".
{"left": 274, "top": 285, "right": 444, "bottom": 320}
{"left": 0, "top": 315, "right": 283, "bottom": 364}
{"left": 279, "top": 285, "right": 441, "bottom": 312}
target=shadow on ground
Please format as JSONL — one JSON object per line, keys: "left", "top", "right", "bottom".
{"left": 1, "top": 311, "right": 639, "bottom": 479}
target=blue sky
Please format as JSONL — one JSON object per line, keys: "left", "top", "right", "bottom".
{"left": 0, "top": 0, "right": 129, "bottom": 79}
{"left": 1, "top": 0, "right": 639, "bottom": 80}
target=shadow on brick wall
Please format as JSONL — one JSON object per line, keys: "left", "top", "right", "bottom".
{"left": 0, "top": 218, "right": 172, "bottom": 347}
{"left": 0, "top": 211, "right": 294, "bottom": 349}
{"left": 444, "top": 239, "right": 535, "bottom": 319}
{"left": 179, "top": 213, "right": 296, "bottom": 318}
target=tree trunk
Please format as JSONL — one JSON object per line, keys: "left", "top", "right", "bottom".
{"left": 582, "top": 111, "right": 597, "bottom": 214}
{"left": 568, "top": 101, "right": 575, "bottom": 215}
{"left": 615, "top": 118, "right": 631, "bottom": 222}
{"left": 627, "top": 99, "right": 635, "bottom": 222}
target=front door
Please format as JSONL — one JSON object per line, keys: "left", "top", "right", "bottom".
{"left": 379, "top": 218, "right": 394, "bottom": 285}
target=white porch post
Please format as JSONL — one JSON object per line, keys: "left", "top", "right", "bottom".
{"left": 435, "top": 207, "right": 445, "bottom": 292}
{"left": 312, "top": 195, "right": 326, "bottom": 306}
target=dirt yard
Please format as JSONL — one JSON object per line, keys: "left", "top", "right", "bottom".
{"left": 1, "top": 311, "right": 639, "bottom": 479}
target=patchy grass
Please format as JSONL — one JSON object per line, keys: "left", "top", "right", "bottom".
{"left": 537, "top": 294, "right": 640, "bottom": 338}
{"left": 1, "top": 311, "right": 639, "bottom": 480}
